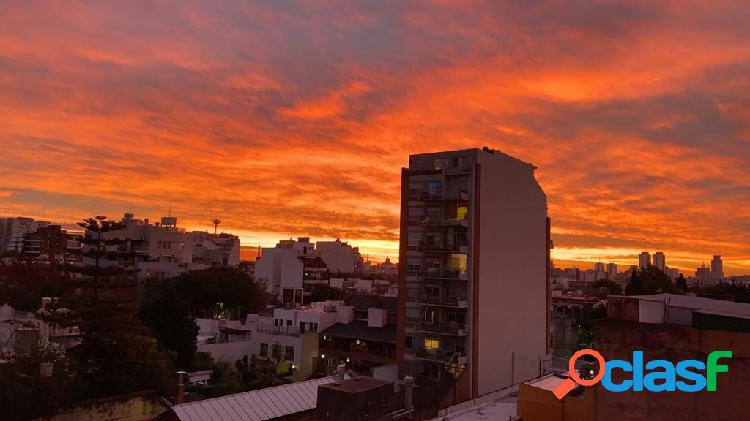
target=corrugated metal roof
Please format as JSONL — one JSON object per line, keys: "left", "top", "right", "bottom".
{"left": 171, "top": 376, "right": 337, "bottom": 421}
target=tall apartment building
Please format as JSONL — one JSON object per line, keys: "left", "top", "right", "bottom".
{"left": 711, "top": 255, "right": 724, "bottom": 282}
{"left": 606, "top": 263, "right": 617, "bottom": 280}
{"left": 397, "top": 148, "right": 550, "bottom": 406}
{"left": 638, "top": 251, "right": 651, "bottom": 269}
{"left": 653, "top": 251, "right": 666, "bottom": 272}
{"left": 0, "top": 217, "right": 50, "bottom": 253}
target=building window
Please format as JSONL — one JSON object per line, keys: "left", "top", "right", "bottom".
{"left": 311, "top": 322, "right": 319, "bottom": 332}
{"left": 272, "top": 344, "right": 281, "bottom": 360}
{"left": 424, "top": 339, "right": 440, "bottom": 350}
{"left": 284, "top": 346, "right": 295, "bottom": 361}
{"left": 457, "top": 206, "right": 468, "bottom": 220}
{"left": 300, "top": 322, "right": 306, "bottom": 333}
{"left": 286, "top": 320, "right": 293, "bottom": 326}
{"left": 424, "top": 309, "right": 437, "bottom": 323}
{"left": 260, "top": 343, "right": 268, "bottom": 358}
{"left": 424, "top": 285, "right": 440, "bottom": 297}
{"left": 406, "top": 336, "right": 414, "bottom": 349}
{"left": 408, "top": 232, "right": 423, "bottom": 246}
{"left": 426, "top": 181, "right": 441, "bottom": 195}
{"left": 433, "top": 159, "right": 447, "bottom": 170}
{"left": 448, "top": 254, "right": 467, "bottom": 272}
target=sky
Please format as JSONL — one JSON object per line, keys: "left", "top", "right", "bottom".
{"left": 1, "top": 1, "right": 749, "bottom": 274}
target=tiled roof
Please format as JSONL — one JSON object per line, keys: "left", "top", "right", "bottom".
{"left": 170, "top": 376, "right": 337, "bottom": 421}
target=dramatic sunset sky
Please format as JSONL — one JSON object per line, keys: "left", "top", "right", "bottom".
{"left": 1, "top": 1, "right": 749, "bottom": 274}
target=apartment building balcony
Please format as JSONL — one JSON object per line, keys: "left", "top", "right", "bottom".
{"left": 407, "top": 295, "right": 468, "bottom": 308}
{"left": 413, "top": 216, "right": 470, "bottom": 228}
{"left": 413, "top": 347, "right": 468, "bottom": 365}
{"left": 413, "top": 321, "right": 469, "bottom": 336}
{"left": 257, "top": 325, "right": 301, "bottom": 337}
{"left": 410, "top": 191, "right": 470, "bottom": 202}
{"left": 408, "top": 269, "right": 469, "bottom": 281}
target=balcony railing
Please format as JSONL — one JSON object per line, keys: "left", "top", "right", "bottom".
{"left": 413, "top": 347, "right": 467, "bottom": 364}
{"left": 408, "top": 295, "right": 468, "bottom": 308}
{"left": 407, "top": 270, "right": 468, "bottom": 281}
{"left": 257, "top": 325, "right": 301, "bottom": 337}
{"left": 413, "top": 321, "right": 469, "bottom": 336}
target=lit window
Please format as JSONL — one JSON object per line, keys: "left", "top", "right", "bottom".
{"left": 448, "top": 254, "right": 467, "bottom": 272}
{"left": 457, "top": 206, "right": 468, "bottom": 220}
{"left": 424, "top": 339, "right": 440, "bottom": 350}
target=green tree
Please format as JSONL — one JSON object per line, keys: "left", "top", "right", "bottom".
{"left": 173, "top": 267, "right": 268, "bottom": 319}
{"left": 307, "top": 284, "right": 345, "bottom": 303}
{"left": 0, "top": 346, "right": 70, "bottom": 421}
{"left": 140, "top": 279, "right": 199, "bottom": 368}
{"left": 676, "top": 274, "right": 688, "bottom": 292}
{"left": 49, "top": 217, "right": 175, "bottom": 401}
{"left": 592, "top": 279, "right": 622, "bottom": 296}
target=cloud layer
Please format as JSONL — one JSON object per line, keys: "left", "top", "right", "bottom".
{"left": 1, "top": 1, "right": 749, "bottom": 274}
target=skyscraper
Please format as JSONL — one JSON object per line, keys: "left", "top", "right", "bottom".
{"left": 638, "top": 251, "right": 651, "bottom": 269}
{"left": 653, "top": 251, "right": 666, "bottom": 272}
{"left": 606, "top": 263, "right": 617, "bottom": 280}
{"left": 711, "top": 255, "right": 724, "bottom": 283}
{"left": 397, "top": 148, "right": 549, "bottom": 406}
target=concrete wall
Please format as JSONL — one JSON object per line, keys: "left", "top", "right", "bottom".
{"left": 197, "top": 340, "right": 254, "bottom": 365}
{"left": 474, "top": 151, "right": 548, "bottom": 396}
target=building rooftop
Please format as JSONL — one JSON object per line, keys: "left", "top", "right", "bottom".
{"left": 319, "top": 376, "right": 391, "bottom": 394}
{"left": 168, "top": 376, "right": 338, "bottom": 421}
{"left": 321, "top": 320, "right": 396, "bottom": 343}
{"left": 618, "top": 293, "right": 750, "bottom": 320}
{"left": 345, "top": 294, "right": 397, "bottom": 314}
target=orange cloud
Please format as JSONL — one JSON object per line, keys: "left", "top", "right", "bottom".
{"left": 0, "top": 1, "right": 749, "bottom": 274}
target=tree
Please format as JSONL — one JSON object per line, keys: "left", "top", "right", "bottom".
{"left": 0, "top": 346, "right": 70, "bottom": 421}
{"left": 47, "top": 217, "right": 175, "bottom": 401}
{"left": 676, "top": 274, "right": 688, "bottom": 292}
{"left": 235, "top": 355, "right": 292, "bottom": 390}
{"left": 307, "top": 284, "right": 345, "bottom": 303}
{"left": 172, "top": 267, "right": 268, "bottom": 319}
{"left": 592, "top": 279, "right": 622, "bottom": 296}
{"left": 140, "top": 279, "right": 199, "bottom": 368}
{"left": 625, "top": 267, "right": 674, "bottom": 295}
{"left": 0, "top": 261, "right": 67, "bottom": 311}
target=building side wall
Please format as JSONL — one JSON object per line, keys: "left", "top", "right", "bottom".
{"left": 475, "top": 154, "right": 547, "bottom": 395}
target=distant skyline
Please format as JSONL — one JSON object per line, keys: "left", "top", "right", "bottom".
{"left": 1, "top": 2, "right": 749, "bottom": 274}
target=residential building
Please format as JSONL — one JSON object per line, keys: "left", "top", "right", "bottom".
{"left": 317, "top": 239, "right": 362, "bottom": 274}
{"left": 255, "top": 243, "right": 332, "bottom": 305}
{"left": 84, "top": 213, "right": 194, "bottom": 282}
{"left": 711, "top": 255, "right": 724, "bottom": 283}
{"left": 196, "top": 301, "right": 354, "bottom": 380}
{"left": 606, "top": 263, "right": 617, "bottom": 280}
{"left": 638, "top": 252, "right": 650, "bottom": 269}
{"left": 653, "top": 251, "right": 665, "bottom": 272}
{"left": 191, "top": 231, "right": 240, "bottom": 268}
{"left": 22, "top": 224, "right": 82, "bottom": 264}
{"left": 597, "top": 294, "right": 750, "bottom": 420}
{"left": 319, "top": 295, "right": 398, "bottom": 376}
{"left": 398, "top": 147, "right": 549, "bottom": 406}
{"left": 0, "top": 217, "right": 50, "bottom": 253}
{"left": 695, "top": 264, "right": 711, "bottom": 288}
{"left": 666, "top": 267, "right": 679, "bottom": 281}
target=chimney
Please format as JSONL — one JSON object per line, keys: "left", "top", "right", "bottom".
{"left": 176, "top": 371, "right": 186, "bottom": 404}
{"left": 404, "top": 376, "right": 415, "bottom": 411}
{"left": 336, "top": 364, "right": 346, "bottom": 381}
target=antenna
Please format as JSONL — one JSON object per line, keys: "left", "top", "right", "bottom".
{"left": 212, "top": 218, "right": 221, "bottom": 235}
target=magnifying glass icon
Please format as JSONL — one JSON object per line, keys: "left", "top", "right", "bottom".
{"left": 553, "top": 349, "right": 606, "bottom": 399}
